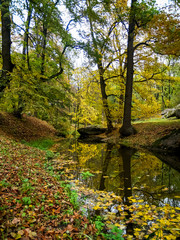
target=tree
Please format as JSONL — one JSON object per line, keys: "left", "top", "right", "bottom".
{"left": 0, "top": 0, "right": 14, "bottom": 92}
{"left": 83, "top": 0, "right": 116, "bottom": 131}
{"left": 146, "top": 6, "right": 180, "bottom": 57}
{"left": 66, "top": 0, "right": 123, "bottom": 131}
{"left": 119, "top": 0, "right": 137, "bottom": 137}
{"left": 0, "top": 0, "right": 74, "bottom": 133}
{"left": 22, "top": 0, "right": 33, "bottom": 70}
{"left": 119, "top": 0, "right": 175, "bottom": 136}
{"left": 72, "top": 67, "right": 108, "bottom": 128}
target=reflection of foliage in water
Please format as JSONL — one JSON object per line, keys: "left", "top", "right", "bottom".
{"left": 68, "top": 141, "right": 180, "bottom": 207}
{"left": 70, "top": 142, "right": 103, "bottom": 168}
{"left": 131, "top": 152, "right": 180, "bottom": 206}
{"left": 54, "top": 140, "right": 180, "bottom": 239}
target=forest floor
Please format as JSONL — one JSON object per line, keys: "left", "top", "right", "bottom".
{"left": 0, "top": 112, "right": 180, "bottom": 240}
{"left": 0, "top": 112, "right": 98, "bottom": 240}
{"left": 105, "top": 117, "right": 180, "bottom": 149}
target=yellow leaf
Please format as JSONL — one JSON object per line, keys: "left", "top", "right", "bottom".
{"left": 15, "top": 233, "right": 22, "bottom": 239}
{"left": 17, "top": 230, "right": 24, "bottom": 236}
{"left": 10, "top": 232, "right": 16, "bottom": 238}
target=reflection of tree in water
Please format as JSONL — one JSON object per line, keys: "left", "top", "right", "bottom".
{"left": 119, "top": 146, "right": 136, "bottom": 204}
{"left": 99, "top": 143, "right": 114, "bottom": 191}
{"left": 119, "top": 146, "right": 136, "bottom": 237}
{"left": 99, "top": 144, "right": 136, "bottom": 236}
{"left": 58, "top": 139, "right": 180, "bottom": 207}
{"left": 56, "top": 140, "right": 180, "bottom": 238}
{"left": 99, "top": 144, "right": 136, "bottom": 201}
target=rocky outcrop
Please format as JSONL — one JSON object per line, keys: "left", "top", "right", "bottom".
{"left": 175, "top": 109, "right": 180, "bottom": 119}
{"left": 161, "top": 104, "right": 180, "bottom": 119}
{"left": 151, "top": 129, "right": 180, "bottom": 154}
{"left": 78, "top": 126, "right": 107, "bottom": 137}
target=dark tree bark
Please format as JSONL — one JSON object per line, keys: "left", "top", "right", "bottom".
{"left": 0, "top": 0, "right": 14, "bottom": 91}
{"left": 99, "top": 143, "right": 113, "bottom": 190}
{"left": 41, "top": 22, "right": 47, "bottom": 75}
{"left": 120, "top": 146, "right": 136, "bottom": 237}
{"left": 39, "top": 0, "right": 59, "bottom": 76}
{"left": 120, "top": 0, "right": 137, "bottom": 137}
{"left": 98, "top": 63, "right": 113, "bottom": 132}
{"left": 87, "top": 0, "right": 113, "bottom": 132}
{"left": 22, "top": 0, "right": 33, "bottom": 70}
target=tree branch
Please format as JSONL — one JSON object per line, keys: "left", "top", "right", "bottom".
{"left": 107, "top": 93, "right": 121, "bottom": 99}
{"left": 41, "top": 44, "right": 70, "bottom": 82}
{"left": 134, "top": 67, "right": 169, "bottom": 83}
{"left": 104, "top": 74, "right": 121, "bottom": 81}
{"left": 133, "top": 39, "right": 154, "bottom": 51}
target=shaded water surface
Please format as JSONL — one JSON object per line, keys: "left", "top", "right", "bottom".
{"left": 56, "top": 139, "right": 180, "bottom": 208}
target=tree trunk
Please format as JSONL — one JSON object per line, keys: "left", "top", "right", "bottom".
{"left": 120, "top": 0, "right": 137, "bottom": 137}
{"left": 0, "top": 0, "right": 14, "bottom": 91}
{"left": 99, "top": 143, "right": 113, "bottom": 190}
{"left": 120, "top": 146, "right": 136, "bottom": 237}
{"left": 22, "top": 1, "right": 33, "bottom": 70}
{"left": 41, "top": 22, "right": 47, "bottom": 75}
{"left": 98, "top": 63, "right": 113, "bottom": 132}
{"left": 87, "top": 0, "right": 113, "bottom": 132}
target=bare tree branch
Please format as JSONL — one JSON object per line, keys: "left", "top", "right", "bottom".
{"left": 134, "top": 67, "right": 169, "bottom": 83}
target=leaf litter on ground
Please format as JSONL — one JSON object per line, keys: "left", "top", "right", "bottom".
{"left": 0, "top": 136, "right": 97, "bottom": 240}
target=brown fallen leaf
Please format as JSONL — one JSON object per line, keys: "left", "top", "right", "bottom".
{"left": 12, "top": 218, "right": 21, "bottom": 224}
{"left": 15, "top": 202, "right": 22, "bottom": 209}
{"left": 39, "top": 226, "right": 45, "bottom": 232}
{"left": 66, "top": 224, "right": 75, "bottom": 232}
{"left": 54, "top": 207, "right": 61, "bottom": 213}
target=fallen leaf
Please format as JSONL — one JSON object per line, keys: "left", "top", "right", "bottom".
{"left": 18, "top": 230, "right": 24, "bottom": 236}
{"left": 10, "top": 232, "right": 16, "bottom": 238}
{"left": 66, "top": 224, "right": 74, "bottom": 231}
{"left": 12, "top": 218, "right": 21, "bottom": 224}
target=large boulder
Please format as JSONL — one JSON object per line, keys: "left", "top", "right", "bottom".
{"left": 161, "top": 104, "right": 180, "bottom": 119}
{"left": 78, "top": 125, "right": 107, "bottom": 138}
{"left": 161, "top": 108, "right": 176, "bottom": 118}
{"left": 175, "top": 109, "right": 180, "bottom": 119}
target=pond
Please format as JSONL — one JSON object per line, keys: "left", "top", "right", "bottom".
{"left": 55, "top": 139, "right": 180, "bottom": 207}
{"left": 53, "top": 139, "right": 180, "bottom": 238}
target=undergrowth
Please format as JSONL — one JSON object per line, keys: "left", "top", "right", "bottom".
{"left": 21, "top": 138, "right": 55, "bottom": 150}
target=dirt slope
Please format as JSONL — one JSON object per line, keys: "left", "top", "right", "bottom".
{"left": 0, "top": 112, "right": 56, "bottom": 141}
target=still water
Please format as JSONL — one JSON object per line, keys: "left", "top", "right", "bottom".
{"left": 55, "top": 139, "right": 180, "bottom": 208}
